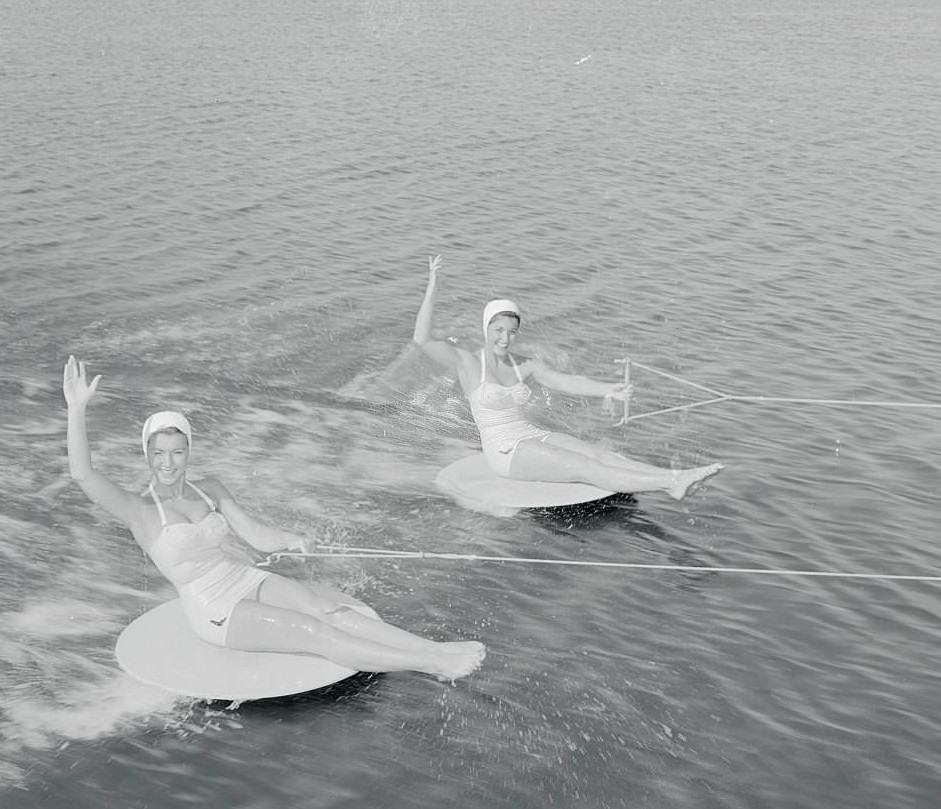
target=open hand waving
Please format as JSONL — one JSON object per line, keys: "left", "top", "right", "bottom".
{"left": 428, "top": 254, "right": 442, "bottom": 282}
{"left": 62, "top": 355, "right": 102, "bottom": 409}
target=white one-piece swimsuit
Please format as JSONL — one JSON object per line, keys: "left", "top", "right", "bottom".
{"left": 146, "top": 481, "right": 270, "bottom": 646}
{"left": 467, "top": 351, "right": 551, "bottom": 477}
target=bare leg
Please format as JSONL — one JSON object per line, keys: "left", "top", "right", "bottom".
{"left": 508, "top": 435, "right": 722, "bottom": 500}
{"left": 257, "top": 574, "right": 436, "bottom": 653}
{"left": 226, "top": 599, "right": 485, "bottom": 680}
{"left": 543, "top": 433, "right": 676, "bottom": 475}
{"left": 546, "top": 434, "right": 723, "bottom": 496}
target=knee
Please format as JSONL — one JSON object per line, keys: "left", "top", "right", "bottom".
{"left": 327, "top": 602, "right": 380, "bottom": 621}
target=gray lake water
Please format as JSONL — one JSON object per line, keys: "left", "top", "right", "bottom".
{"left": 2, "top": 1, "right": 941, "bottom": 806}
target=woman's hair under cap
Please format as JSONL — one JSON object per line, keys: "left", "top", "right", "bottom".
{"left": 141, "top": 411, "right": 192, "bottom": 457}
{"left": 482, "top": 298, "right": 521, "bottom": 337}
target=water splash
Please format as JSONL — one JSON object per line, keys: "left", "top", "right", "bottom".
{"left": 0, "top": 595, "right": 185, "bottom": 789}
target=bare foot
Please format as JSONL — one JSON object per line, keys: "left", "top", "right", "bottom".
{"left": 430, "top": 641, "right": 486, "bottom": 682}
{"left": 667, "top": 463, "right": 724, "bottom": 500}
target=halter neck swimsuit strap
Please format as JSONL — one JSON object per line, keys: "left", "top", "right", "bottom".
{"left": 479, "top": 349, "right": 524, "bottom": 385}
{"left": 186, "top": 481, "right": 218, "bottom": 511}
{"left": 147, "top": 483, "right": 169, "bottom": 527}
{"left": 148, "top": 480, "right": 218, "bottom": 527}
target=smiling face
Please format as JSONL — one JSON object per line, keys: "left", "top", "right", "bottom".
{"left": 147, "top": 429, "right": 190, "bottom": 486}
{"left": 486, "top": 313, "right": 521, "bottom": 356}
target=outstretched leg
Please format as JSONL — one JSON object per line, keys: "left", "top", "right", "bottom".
{"left": 224, "top": 577, "right": 485, "bottom": 680}
{"left": 255, "top": 574, "right": 436, "bottom": 653}
{"left": 508, "top": 434, "right": 722, "bottom": 499}
{"left": 543, "top": 433, "right": 676, "bottom": 475}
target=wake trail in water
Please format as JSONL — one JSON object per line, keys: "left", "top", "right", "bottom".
{"left": 0, "top": 595, "right": 185, "bottom": 789}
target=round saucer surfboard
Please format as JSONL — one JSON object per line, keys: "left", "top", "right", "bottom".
{"left": 115, "top": 599, "right": 359, "bottom": 701}
{"left": 434, "top": 453, "right": 614, "bottom": 516}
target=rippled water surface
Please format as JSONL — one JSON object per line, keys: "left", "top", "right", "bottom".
{"left": 2, "top": 1, "right": 941, "bottom": 807}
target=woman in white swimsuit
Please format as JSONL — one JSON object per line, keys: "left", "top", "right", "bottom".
{"left": 413, "top": 256, "right": 723, "bottom": 499}
{"left": 63, "top": 356, "right": 484, "bottom": 681}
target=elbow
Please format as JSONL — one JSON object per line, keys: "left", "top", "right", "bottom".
{"left": 250, "top": 540, "right": 281, "bottom": 554}
{"left": 247, "top": 529, "right": 294, "bottom": 553}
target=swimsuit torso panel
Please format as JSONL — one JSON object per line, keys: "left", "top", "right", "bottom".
{"left": 467, "top": 351, "right": 532, "bottom": 410}
{"left": 467, "top": 351, "right": 532, "bottom": 412}
{"left": 145, "top": 480, "right": 270, "bottom": 646}
{"left": 148, "top": 511, "right": 232, "bottom": 588}
{"left": 467, "top": 351, "right": 550, "bottom": 475}
{"left": 147, "top": 481, "right": 232, "bottom": 588}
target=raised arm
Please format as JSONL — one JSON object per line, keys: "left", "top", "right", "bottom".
{"left": 204, "top": 479, "right": 308, "bottom": 553}
{"left": 528, "top": 358, "right": 632, "bottom": 401}
{"left": 63, "top": 356, "right": 145, "bottom": 527}
{"left": 412, "top": 255, "right": 463, "bottom": 372}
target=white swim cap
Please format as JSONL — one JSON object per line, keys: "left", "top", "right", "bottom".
{"left": 482, "top": 299, "right": 521, "bottom": 339}
{"left": 141, "top": 411, "right": 192, "bottom": 457}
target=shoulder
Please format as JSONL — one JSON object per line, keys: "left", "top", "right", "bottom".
{"left": 417, "top": 337, "right": 468, "bottom": 372}
{"left": 190, "top": 477, "right": 234, "bottom": 505}
{"left": 522, "top": 356, "right": 567, "bottom": 387}
{"left": 78, "top": 473, "right": 150, "bottom": 529}
{"left": 512, "top": 354, "right": 543, "bottom": 376}
{"left": 455, "top": 345, "right": 477, "bottom": 368}
{"left": 133, "top": 488, "right": 156, "bottom": 514}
